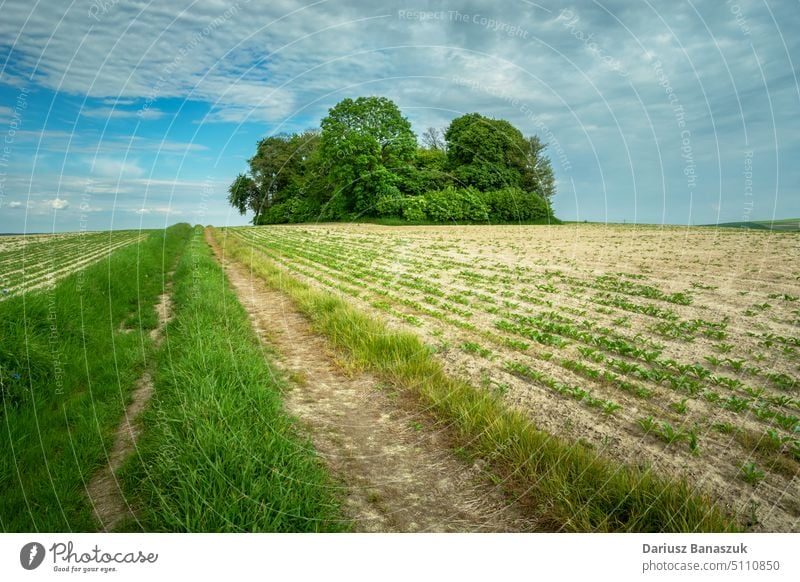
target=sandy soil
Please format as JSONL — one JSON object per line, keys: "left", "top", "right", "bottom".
{"left": 206, "top": 228, "right": 534, "bottom": 532}
{"left": 230, "top": 223, "right": 799, "bottom": 532}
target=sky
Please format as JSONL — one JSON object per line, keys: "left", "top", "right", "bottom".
{"left": 0, "top": 0, "right": 798, "bottom": 232}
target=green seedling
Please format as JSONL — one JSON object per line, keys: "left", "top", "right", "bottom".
{"left": 739, "top": 461, "right": 765, "bottom": 485}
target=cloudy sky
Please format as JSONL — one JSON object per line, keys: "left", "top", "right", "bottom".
{"left": 0, "top": 0, "right": 797, "bottom": 232}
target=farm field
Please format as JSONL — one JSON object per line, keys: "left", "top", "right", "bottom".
{"left": 2, "top": 221, "right": 794, "bottom": 533}
{"left": 224, "top": 223, "right": 800, "bottom": 531}
{"left": 707, "top": 219, "right": 800, "bottom": 232}
{"left": 0, "top": 225, "right": 346, "bottom": 532}
{"left": 0, "top": 230, "right": 147, "bottom": 298}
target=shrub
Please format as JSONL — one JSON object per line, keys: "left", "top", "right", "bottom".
{"left": 259, "top": 197, "right": 320, "bottom": 224}
{"left": 481, "top": 187, "right": 552, "bottom": 222}
{"left": 375, "top": 195, "right": 405, "bottom": 217}
{"left": 372, "top": 186, "right": 556, "bottom": 224}
{"left": 423, "top": 186, "right": 489, "bottom": 223}
{"left": 402, "top": 196, "right": 428, "bottom": 222}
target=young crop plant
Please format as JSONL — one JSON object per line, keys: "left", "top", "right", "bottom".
{"left": 637, "top": 416, "right": 657, "bottom": 435}
{"left": 691, "top": 281, "right": 718, "bottom": 290}
{"left": 461, "top": 341, "right": 493, "bottom": 359}
{"left": 658, "top": 421, "right": 688, "bottom": 445}
{"left": 768, "top": 394, "right": 795, "bottom": 408}
{"left": 739, "top": 461, "right": 766, "bottom": 485}
{"left": 724, "top": 395, "right": 751, "bottom": 413}
{"left": 670, "top": 399, "right": 689, "bottom": 414}
{"left": 773, "top": 413, "right": 799, "bottom": 432}
{"left": 725, "top": 358, "right": 746, "bottom": 372}
{"left": 577, "top": 346, "right": 604, "bottom": 363}
{"left": 715, "top": 342, "right": 735, "bottom": 353}
{"left": 688, "top": 429, "right": 700, "bottom": 455}
{"left": 601, "top": 401, "right": 622, "bottom": 415}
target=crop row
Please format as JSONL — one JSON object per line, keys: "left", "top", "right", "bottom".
{"left": 0, "top": 231, "right": 145, "bottom": 299}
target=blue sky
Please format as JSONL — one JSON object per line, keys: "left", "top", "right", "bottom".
{"left": 0, "top": 0, "right": 798, "bottom": 232}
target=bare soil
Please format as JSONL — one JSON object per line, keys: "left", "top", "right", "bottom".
{"left": 231, "top": 223, "right": 800, "bottom": 532}
{"left": 206, "top": 228, "right": 533, "bottom": 532}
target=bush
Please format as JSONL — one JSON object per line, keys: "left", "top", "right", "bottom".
{"left": 371, "top": 186, "right": 555, "bottom": 224}
{"left": 258, "top": 197, "right": 320, "bottom": 224}
{"left": 424, "top": 186, "right": 488, "bottom": 222}
{"left": 402, "top": 196, "right": 428, "bottom": 222}
{"left": 481, "top": 187, "right": 552, "bottom": 222}
{"left": 375, "top": 195, "right": 405, "bottom": 217}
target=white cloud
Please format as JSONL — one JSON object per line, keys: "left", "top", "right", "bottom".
{"left": 81, "top": 106, "right": 165, "bottom": 120}
{"left": 101, "top": 98, "right": 138, "bottom": 106}
{"left": 6, "top": 201, "right": 23, "bottom": 208}
{"left": 134, "top": 206, "right": 178, "bottom": 215}
{"left": 0, "top": 0, "right": 797, "bottom": 227}
{"left": 90, "top": 158, "right": 144, "bottom": 178}
{"left": 49, "top": 198, "right": 69, "bottom": 209}
{"left": 13, "top": 129, "right": 206, "bottom": 156}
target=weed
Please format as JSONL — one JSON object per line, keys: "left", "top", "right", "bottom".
{"left": 688, "top": 429, "right": 700, "bottom": 454}
{"left": 712, "top": 422, "right": 736, "bottom": 434}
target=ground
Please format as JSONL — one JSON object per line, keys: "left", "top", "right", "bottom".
{"left": 207, "top": 228, "right": 534, "bottom": 532}
{"left": 226, "top": 223, "right": 799, "bottom": 532}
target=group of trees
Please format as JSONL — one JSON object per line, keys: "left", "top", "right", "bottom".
{"left": 229, "top": 96, "right": 557, "bottom": 224}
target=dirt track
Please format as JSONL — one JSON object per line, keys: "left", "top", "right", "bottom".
{"left": 86, "top": 282, "right": 173, "bottom": 531}
{"left": 205, "top": 228, "right": 533, "bottom": 532}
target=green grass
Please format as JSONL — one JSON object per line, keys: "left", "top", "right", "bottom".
{"left": 216, "top": 227, "right": 738, "bottom": 532}
{"left": 0, "top": 224, "right": 191, "bottom": 531}
{"left": 118, "top": 227, "right": 346, "bottom": 532}
{"left": 704, "top": 219, "right": 800, "bottom": 232}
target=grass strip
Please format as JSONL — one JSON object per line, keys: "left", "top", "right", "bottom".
{"left": 215, "top": 226, "right": 738, "bottom": 532}
{"left": 0, "top": 224, "right": 192, "bottom": 531}
{"left": 119, "top": 227, "right": 346, "bottom": 532}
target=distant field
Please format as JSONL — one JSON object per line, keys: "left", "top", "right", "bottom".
{"left": 705, "top": 219, "right": 800, "bottom": 232}
{"left": 0, "top": 230, "right": 147, "bottom": 299}
{"left": 227, "top": 222, "right": 800, "bottom": 531}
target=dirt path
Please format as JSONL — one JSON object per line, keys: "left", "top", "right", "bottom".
{"left": 205, "top": 229, "right": 532, "bottom": 532}
{"left": 86, "top": 281, "right": 173, "bottom": 531}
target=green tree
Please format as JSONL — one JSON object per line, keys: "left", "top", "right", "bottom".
{"left": 444, "top": 112, "right": 556, "bottom": 204}
{"left": 520, "top": 135, "right": 556, "bottom": 203}
{"left": 319, "top": 96, "right": 417, "bottom": 215}
{"left": 249, "top": 131, "right": 320, "bottom": 208}
{"left": 227, "top": 173, "right": 260, "bottom": 221}
{"left": 444, "top": 113, "right": 526, "bottom": 190}
{"left": 227, "top": 96, "right": 557, "bottom": 224}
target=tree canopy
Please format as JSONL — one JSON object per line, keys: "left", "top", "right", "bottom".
{"left": 229, "top": 96, "right": 558, "bottom": 224}
{"left": 319, "top": 96, "right": 417, "bottom": 214}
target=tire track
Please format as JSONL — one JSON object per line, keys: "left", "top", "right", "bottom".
{"left": 206, "top": 228, "right": 532, "bottom": 532}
